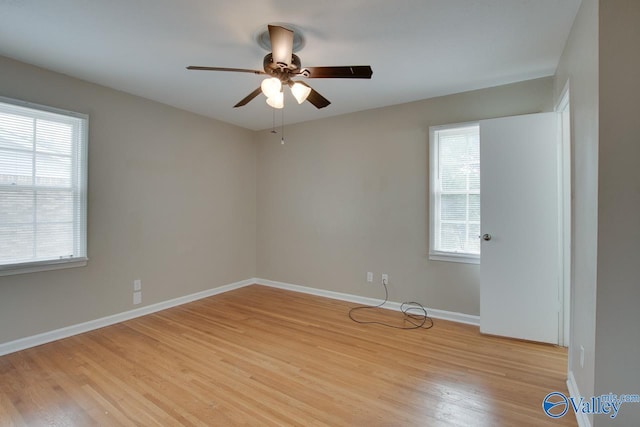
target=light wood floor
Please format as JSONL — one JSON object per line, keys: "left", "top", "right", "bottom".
{"left": 0, "top": 285, "right": 576, "bottom": 426}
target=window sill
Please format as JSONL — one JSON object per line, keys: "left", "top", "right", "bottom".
{"left": 429, "top": 252, "right": 480, "bottom": 265}
{"left": 0, "top": 258, "right": 88, "bottom": 277}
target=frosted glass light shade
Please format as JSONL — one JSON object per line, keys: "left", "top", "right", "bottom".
{"left": 266, "top": 91, "right": 284, "bottom": 109}
{"left": 261, "top": 77, "right": 282, "bottom": 98}
{"left": 291, "top": 82, "right": 312, "bottom": 104}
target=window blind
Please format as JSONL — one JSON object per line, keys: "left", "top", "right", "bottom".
{"left": 0, "top": 97, "right": 88, "bottom": 273}
{"left": 432, "top": 124, "right": 480, "bottom": 257}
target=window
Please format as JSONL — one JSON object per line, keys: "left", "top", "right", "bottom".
{"left": 429, "top": 123, "right": 480, "bottom": 263}
{"left": 0, "top": 97, "right": 88, "bottom": 276}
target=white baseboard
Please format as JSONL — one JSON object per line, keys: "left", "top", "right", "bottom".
{"left": 0, "top": 278, "right": 254, "bottom": 357}
{"left": 567, "top": 370, "right": 591, "bottom": 427}
{"left": 0, "top": 277, "right": 480, "bottom": 357}
{"left": 255, "top": 278, "right": 480, "bottom": 326}
{"left": 424, "top": 306, "right": 481, "bottom": 326}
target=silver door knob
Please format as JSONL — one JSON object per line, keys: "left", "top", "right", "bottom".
{"left": 482, "top": 233, "right": 492, "bottom": 241}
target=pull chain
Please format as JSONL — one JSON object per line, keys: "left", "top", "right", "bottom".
{"left": 281, "top": 107, "right": 285, "bottom": 145}
{"left": 270, "top": 108, "right": 277, "bottom": 134}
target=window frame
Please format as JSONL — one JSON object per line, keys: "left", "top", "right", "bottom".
{"left": 429, "top": 122, "right": 480, "bottom": 264}
{"left": 0, "top": 96, "right": 88, "bottom": 276}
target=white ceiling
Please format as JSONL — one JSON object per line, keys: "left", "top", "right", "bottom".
{"left": 0, "top": 0, "right": 581, "bottom": 131}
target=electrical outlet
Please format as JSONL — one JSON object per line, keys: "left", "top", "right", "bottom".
{"left": 133, "top": 291, "right": 142, "bottom": 305}
{"left": 366, "top": 272, "right": 373, "bottom": 283}
{"left": 580, "top": 345, "right": 585, "bottom": 368}
{"left": 382, "top": 273, "right": 389, "bottom": 284}
{"left": 133, "top": 279, "right": 141, "bottom": 291}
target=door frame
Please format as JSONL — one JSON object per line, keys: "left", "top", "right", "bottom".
{"left": 555, "top": 81, "right": 572, "bottom": 349}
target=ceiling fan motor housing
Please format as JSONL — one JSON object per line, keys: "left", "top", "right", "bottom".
{"left": 263, "top": 53, "right": 305, "bottom": 82}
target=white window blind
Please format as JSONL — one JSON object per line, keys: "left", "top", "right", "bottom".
{"left": 430, "top": 123, "right": 480, "bottom": 263}
{"left": 0, "top": 97, "right": 88, "bottom": 275}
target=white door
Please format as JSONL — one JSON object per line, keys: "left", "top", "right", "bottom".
{"left": 479, "top": 113, "right": 560, "bottom": 344}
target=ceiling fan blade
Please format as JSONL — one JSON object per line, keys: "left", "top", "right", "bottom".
{"left": 187, "top": 66, "right": 265, "bottom": 75}
{"left": 300, "top": 66, "right": 373, "bottom": 79}
{"left": 233, "top": 87, "right": 263, "bottom": 108}
{"left": 268, "top": 25, "right": 294, "bottom": 67}
{"left": 296, "top": 82, "right": 330, "bottom": 109}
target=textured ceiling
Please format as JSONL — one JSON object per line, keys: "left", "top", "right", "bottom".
{"left": 0, "top": 0, "right": 581, "bottom": 130}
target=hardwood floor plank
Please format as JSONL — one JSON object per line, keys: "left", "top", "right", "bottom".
{"left": 0, "top": 285, "right": 575, "bottom": 426}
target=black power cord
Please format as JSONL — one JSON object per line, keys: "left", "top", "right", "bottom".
{"left": 348, "top": 279, "right": 434, "bottom": 330}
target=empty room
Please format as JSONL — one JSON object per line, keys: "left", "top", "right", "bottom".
{"left": 0, "top": 1, "right": 638, "bottom": 426}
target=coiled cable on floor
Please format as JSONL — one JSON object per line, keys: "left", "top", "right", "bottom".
{"left": 348, "top": 279, "right": 433, "bottom": 330}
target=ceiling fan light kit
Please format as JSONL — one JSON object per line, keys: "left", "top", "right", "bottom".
{"left": 261, "top": 77, "right": 282, "bottom": 98}
{"left": 290, "top": 81, "right": 312, "bottom": 104}
{"left": 266, "top": 91, "right": 284, "bottom": 109}
{"left": 187, "top": 24, "right": 373, "bottom": 111}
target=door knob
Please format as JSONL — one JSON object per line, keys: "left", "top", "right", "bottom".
{"left": 482, "top": 233, "right": 492, "bottom": 241}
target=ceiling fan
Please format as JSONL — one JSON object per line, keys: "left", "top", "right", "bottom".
{"left": 186, "top": 25, "right": 373, "bottom": 110}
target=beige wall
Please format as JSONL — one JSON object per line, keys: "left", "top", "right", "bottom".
{"left": 256, "top": 78, "right": 553, "bottom": 315}
{"left": 553, "top": 0, "right": 599, "bottom": 418}
{"left": 595, "top": 1, "right": 640, "bottom": 425}
{"left": 0, "top": 56, "right": 257, "bottom": 344}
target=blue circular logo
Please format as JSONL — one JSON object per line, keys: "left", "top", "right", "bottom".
{"left": 543, "top": 392, "right": 569, "bottom": 418}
